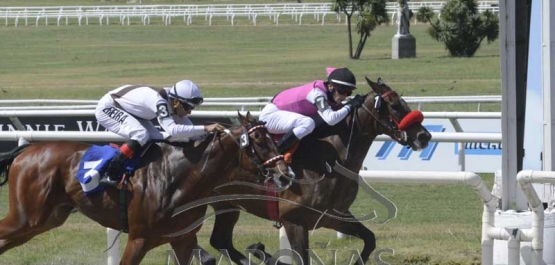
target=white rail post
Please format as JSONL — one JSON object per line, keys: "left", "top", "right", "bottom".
{"left": 278, "top": 227, "right": 292, "bottom": 264}
{"left": 106, "top": 228, "right": 120, "bottom": 265}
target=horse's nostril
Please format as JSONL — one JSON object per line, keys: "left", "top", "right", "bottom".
{"left": 418, "top": 132, "right": 431, "bottom": 142}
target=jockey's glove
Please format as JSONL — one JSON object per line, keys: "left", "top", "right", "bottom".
{"left": 204, "top": 123, "right": 226, "bottom": 133}
{"left": 345, "top": 94, "right": 365, "bottom": 110}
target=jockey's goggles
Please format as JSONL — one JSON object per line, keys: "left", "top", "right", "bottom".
{"left": 180, "top": 97, "right": 204, "bottom": 110}
{"left": 336, "top": 85, "right": 355, "bottom": 97}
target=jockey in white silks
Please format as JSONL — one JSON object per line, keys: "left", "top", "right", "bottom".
{"left": 94, "top": 80, "right": 225, "bottom": 187}
{"left": 259, "top": 67, "right": 365, "bottom": 163}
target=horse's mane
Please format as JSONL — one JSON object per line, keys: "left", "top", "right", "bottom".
{"left": 148, "top": 119, "right": 264, "bottom": 164}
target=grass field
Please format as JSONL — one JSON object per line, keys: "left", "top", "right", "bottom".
{"left": 0, "top": 1, "right": 500, "bottom": 264}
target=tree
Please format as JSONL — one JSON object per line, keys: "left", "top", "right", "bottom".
{"left": 416, "top": 0, "right": 499, "bottom": 57}
{"left": 332, "top": 0, "right": 389, "bottom": 59}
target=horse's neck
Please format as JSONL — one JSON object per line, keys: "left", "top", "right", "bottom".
{"left": 190, "top": 134, "right": 242, "bottom": 185}
{"left": 320, "top": 121, "right": 378, "bottom": 170}
{"left": 154, "top": 138, "right": 241, "bottom": 199}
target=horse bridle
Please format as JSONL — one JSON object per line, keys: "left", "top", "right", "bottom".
{"left": 358, "top": 90, "right": 409, "bottom": 144}
{"left": 225, "top": 124, "right": 284, "bottom": 178}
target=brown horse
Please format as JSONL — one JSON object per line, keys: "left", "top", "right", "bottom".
{"left": 197, "top": 77, "right": 432, "bottom": 265}
{"left": 0, "top": 112, "right": 292, "bottom": 265}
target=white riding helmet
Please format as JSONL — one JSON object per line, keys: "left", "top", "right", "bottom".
{"left": 168, "top": 80, "right": 204, "bottom": 108}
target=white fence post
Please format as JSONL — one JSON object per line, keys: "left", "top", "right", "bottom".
{"left": 106, "top": 228, "right": 120, "bottom": 265}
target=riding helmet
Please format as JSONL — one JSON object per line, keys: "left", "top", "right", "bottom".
{"left": 169, "top": 80, "right": 204, "bottom": 107}
{"left": 327, "top": 68, "right": 357, "bottom": 89}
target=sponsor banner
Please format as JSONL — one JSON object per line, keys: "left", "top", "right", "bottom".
{"left": 0, "top": 116, "right": 502, "bottom": 173}
{"left": 0, "top": 116, "right": 233, "bottom": 152}
{"left": 363, "top": 118, "right": 501, "bottom": 173}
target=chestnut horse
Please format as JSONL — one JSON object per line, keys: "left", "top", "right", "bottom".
{"left": 0, "top": 112, "right": 292, "bottom": 265}
{"left": 198, "top": 77, "right": 432, "bottom": 265}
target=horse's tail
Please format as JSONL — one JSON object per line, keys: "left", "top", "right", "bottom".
{"left": 0, "top": 144, "right": 31, "bottom": 186}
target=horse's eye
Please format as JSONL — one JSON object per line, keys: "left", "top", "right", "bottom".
{"left": 390, "top": 103, "right": 404, "bottom": 112}
{"left": 252, "top": 131, "right": 261, "bottom": 140}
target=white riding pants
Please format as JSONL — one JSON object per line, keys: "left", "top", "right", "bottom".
{"left": 259, "top": 103, "right": 315, "bottom": 139}
{"left": 95, "top": 94, "right": 164, "bottom": 146}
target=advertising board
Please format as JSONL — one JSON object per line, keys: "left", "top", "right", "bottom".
{"left": 363, "top": 118, "right": 501, "bottom": 173}
{"left": 0, "top": 115, "right": 501, "bottom": 173}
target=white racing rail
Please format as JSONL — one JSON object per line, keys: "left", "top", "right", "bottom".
{"left": 0, "top": 2, "right": 499, "bottom": 27}
{"left": 0, "top": 95, "right": 501, "bottom": 111}
{"left": 0, "top": 109, "right": 501, "bottom": 171}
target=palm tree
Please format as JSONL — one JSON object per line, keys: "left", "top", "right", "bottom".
{"left": 416, "top": 0, "right": 499, "bottom": 57}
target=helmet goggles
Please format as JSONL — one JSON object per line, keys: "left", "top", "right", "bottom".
{"left": 179, "top": 97, "right": 204, "bottom": 110}
{"left": 171, "top": 84, "right": 204, "bottom": 110}
{"left": 335, "top": 85, "right": 354, "bottom": 96}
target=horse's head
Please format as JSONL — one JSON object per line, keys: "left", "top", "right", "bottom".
{"left": 358, "top": 77, "right": 431, "bottom": 151}
{"left": 229, "top": 111, "right": 293, "bottom": 184}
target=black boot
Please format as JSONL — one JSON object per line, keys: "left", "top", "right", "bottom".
{"left": 99, "top": 140, "right": 142, "bottom": 187}
{"left": 277, "top": 131, "right": 299, "bottom": 154}
{"left": 99, "top": 152, "right": 126, "bottom": 187}
{"left": 274, "top": 132, "right": 300, "bottom": 188}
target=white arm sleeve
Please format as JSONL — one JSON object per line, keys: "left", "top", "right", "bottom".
{"left": 307, "top": 89, "right": 351, "bottom": 126}
{"left": 157, "top": 115, "right": 206, "bottom": 139}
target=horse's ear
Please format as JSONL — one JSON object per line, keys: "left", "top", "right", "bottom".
{"left": 366, "top": 76, "right": 381, "bottom": 94}
{"left": 237, "top": 110, "right": 247, "bottom": 125}
{"left": 246, "top": 111, "right": 253, "bottom": 121}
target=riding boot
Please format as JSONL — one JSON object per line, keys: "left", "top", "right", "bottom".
{"left": 277, "top": 131, "right": 300, "bottom": 164}
{"left": 99, "top": 140, "right": 142, "bottom": 187}
{"left": 270, "top": 132, "right": 298, "bottom": 188}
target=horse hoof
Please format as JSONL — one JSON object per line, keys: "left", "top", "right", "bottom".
{"left": 247, "top": 242, "right": 265, "bottom": 252}
{"left": 200, "top": 257, "right": 217, "bottom": 265}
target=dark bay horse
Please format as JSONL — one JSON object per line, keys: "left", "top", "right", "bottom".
{"left": 0, "top": 112, "right": 291, "bottom": 265}
{"left": 200, "top": 77, "right": 432, "bottom": 265}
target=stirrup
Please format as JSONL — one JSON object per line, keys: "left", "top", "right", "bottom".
{"left": 99, "top": 174, "right": 120, "bottom": 187}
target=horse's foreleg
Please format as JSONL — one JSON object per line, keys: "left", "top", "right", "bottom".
{"left": 120, "top": 237, "right": 149, "bottom": 265}
{"left": 169, "top": 236, "right": 198, "bottom": 265}
{"left": 0, "top": 205, "right": 73, "bottom": 255}
{"left": 339, "top": 222, "right": 375, "bottom": 265}
{"left": 194, "top": 245, "right": 217, "bottom": 265}
{"left": 324, "top": 215, "right": 376, "bottom": 265}
{"left": 282, "top": 221, "right": 309, "bottom": 265}
{"left": 209, "top": 203, "right": 252, "bottom": 265}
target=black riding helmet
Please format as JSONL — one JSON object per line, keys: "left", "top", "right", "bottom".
{"left": 327, "top": 67, "right": 357, "bottom": 97}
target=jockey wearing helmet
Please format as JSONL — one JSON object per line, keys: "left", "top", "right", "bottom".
{"left": 95, "top": 79, "right": 225, "bottom": 187}
{"left": 259, "top": 67, "right": 365, "bottom": 163}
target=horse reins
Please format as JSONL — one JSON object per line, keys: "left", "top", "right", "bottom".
{"left": 244, "top": 125, "right": 285, "bottom": 176}
{"left": 345, "top": 90, "right": 407, "bottom": 160}
{"left": 215, "top": 125, "right": 284, "bottom": 177}
{"left": 361, "top": 91, "right": 405, "bottom": 138}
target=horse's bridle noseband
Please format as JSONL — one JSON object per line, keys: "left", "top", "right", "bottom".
{"left": 227, "top": 125, "right": 284, "bottom": 177}
{"left": 357, "top": 91, "right": 409, "bottom": 144}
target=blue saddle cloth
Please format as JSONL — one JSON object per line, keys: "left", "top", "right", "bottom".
{"left": 76, "top": 145, "right": 140, "bottom": 195}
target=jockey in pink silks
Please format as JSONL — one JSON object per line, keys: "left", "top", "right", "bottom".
{"left": 259, "top": 67, "right": 365, "bottom": 163}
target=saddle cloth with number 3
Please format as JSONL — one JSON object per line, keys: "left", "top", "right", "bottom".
{"left": 76, "top": 145, "right": 140, "bottom": 195}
